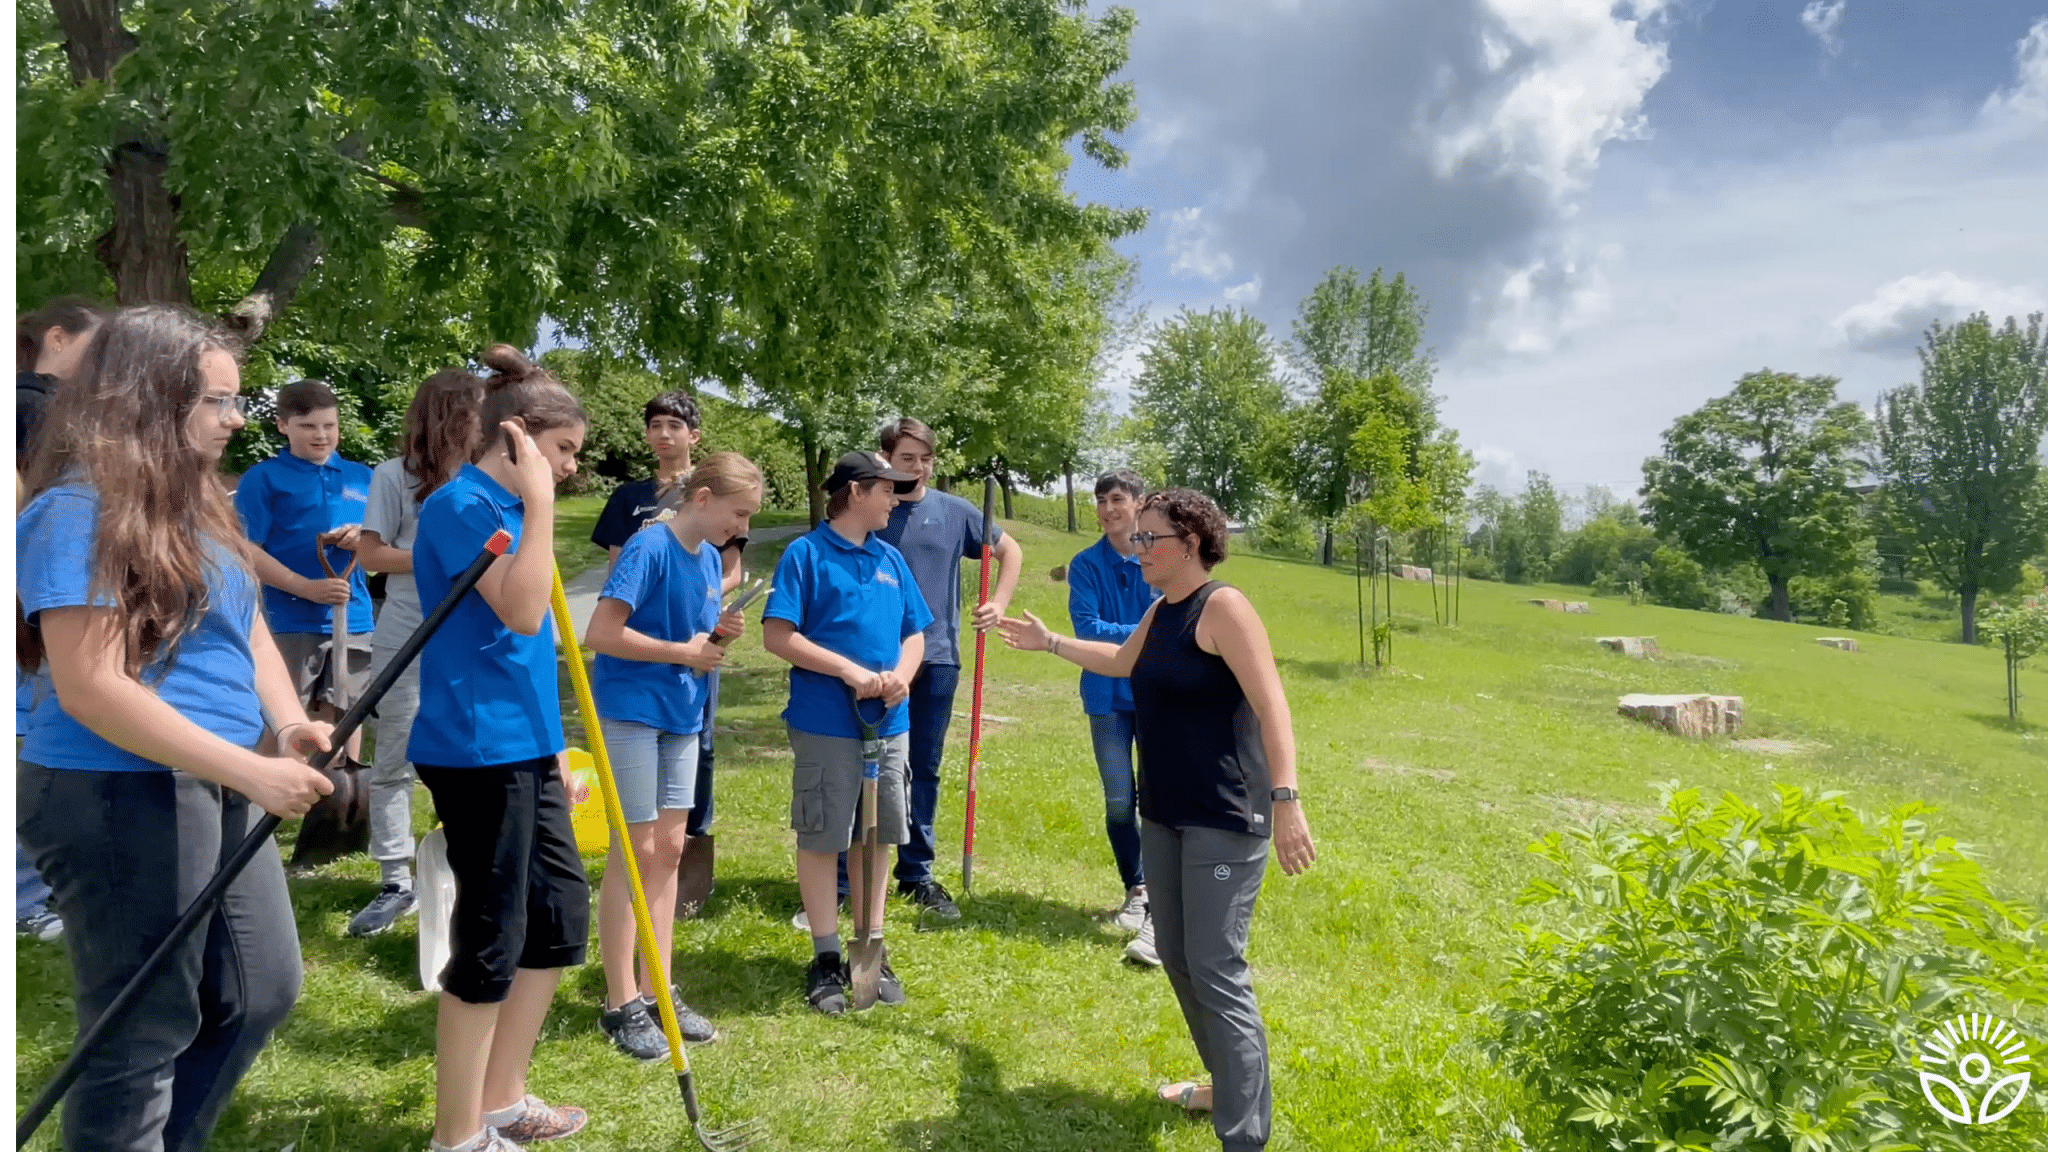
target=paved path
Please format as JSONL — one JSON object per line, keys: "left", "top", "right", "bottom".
{"left": 560, "top": 523, "right": 804, "bottom": 635}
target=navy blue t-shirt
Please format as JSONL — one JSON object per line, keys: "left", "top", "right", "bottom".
{"left": 407, "top": 464, "right": 564, "bottom": 768}
{"left": 592, "top": 526, "right": 722, "bottom": 735}
{"left": 876, "top": 490, "right": 1002, "bottom": 668}
{"left": 17, "top": 485, "right": 266, "bottom": 771}
{"left": 764, "top": 525, "right": 933, "bottom": 739}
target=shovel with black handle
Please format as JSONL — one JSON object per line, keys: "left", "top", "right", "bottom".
{"left": 18, "top": 529, "right": 512, "bottom": 1147}
{"left": 289, "top": 526, "right": 371, "bottom": 868}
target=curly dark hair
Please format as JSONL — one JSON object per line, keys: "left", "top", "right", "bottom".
{"left": 1142, "top": 488, "right": 1229, "bottom": 570}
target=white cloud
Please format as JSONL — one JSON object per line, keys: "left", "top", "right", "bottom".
{"left": 1832, "top": 272, "right": 2045, "bottom": 353}
{"left": 1981, "top": 17, "right": 2048, "bottom": 128}
{"left": 1165, "top": 207, "right": 1235, "bottom": 282}
{"left": 1481, "top": 241, "right": 1621, "bottom": 355}
{"left": 1222, "top": 275, "right": 1264, "bottom": 305}
{"left": 1800, "top": 1, "right": 1847, "bottom": 57}
{"left": 1429, "top": 0, "right": 1672, "bottom": 199}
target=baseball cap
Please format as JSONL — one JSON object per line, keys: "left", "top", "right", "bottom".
{"left": 822, "top": 450, "right": 919, "bottom": 494}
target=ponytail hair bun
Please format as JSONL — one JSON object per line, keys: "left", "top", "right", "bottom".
{"left": 473, "top": 342, "right": 587, "bottom": 460}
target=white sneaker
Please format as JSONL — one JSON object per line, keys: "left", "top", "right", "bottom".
{"left": 1124, "top": 911, "right": 1160, "bottom": 967}
{"left": 1111, "top": 887, "right": 1148, "bottom": 934}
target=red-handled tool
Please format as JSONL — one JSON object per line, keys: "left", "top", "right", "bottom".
{"left": 960, "top": 476, "right": 996, "bottom": 897}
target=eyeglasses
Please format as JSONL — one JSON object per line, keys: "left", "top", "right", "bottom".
{"left": 1130, "top": 530, "right": 1189, "bottom": 552}
{"left": 199, "top": 394, "right": 247, "bottom": 422}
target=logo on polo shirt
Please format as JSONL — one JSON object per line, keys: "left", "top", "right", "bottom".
{"left": 343, "top": 485, "right": 368, "bottom": 502}
{"left": 877, "top": 571, "right": 899, "bottom": 588}
{"left": 633, "top": 503, "right": 660, "bottom": 518}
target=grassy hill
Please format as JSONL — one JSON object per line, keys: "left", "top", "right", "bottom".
{"left": 17, "top": 518, "right": 2046, "bottom": 1150}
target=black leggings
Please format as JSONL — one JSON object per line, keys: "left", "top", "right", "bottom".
{"left": 18, "top": 764, "right": 301, "bottom": 1152}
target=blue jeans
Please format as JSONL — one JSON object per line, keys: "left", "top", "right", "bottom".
{"left": 18, "top": 838, "right": 53, "bottom": 920}
{"left": 1089, "top": 710, "right": 1145, "bottom": 890}
{"left": 687, "top": 669, "right": 717, "bottom": 836}
{"left": 836, "top": 663, "right": 959, "bottom": 893}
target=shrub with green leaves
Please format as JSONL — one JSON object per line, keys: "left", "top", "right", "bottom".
{"left": 1489, "top": 784, "right": 2048, "bottom": 1152}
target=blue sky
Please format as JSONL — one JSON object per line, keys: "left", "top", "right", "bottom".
{"left": 1065, "top": 1, "right": 2048, "bottom": 500}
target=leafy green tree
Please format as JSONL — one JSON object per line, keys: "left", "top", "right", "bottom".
{"left": 1552, "top": 504, "right": 1659, "bottom": 590}
{"left": 1131, "top": 308, "right": 1286, "bottom": 519}
{"left": 1282, "top": 267, "right": 1437, "bottom": 551}
{"left": 1641, "top": 371, "right": 1872, "bottom": 622}
{"left": 1643, "top": 545, "right": 1714, "bottom": 610}
{"left": 1875, "top": 313, "right": 2048, "bottom": 644}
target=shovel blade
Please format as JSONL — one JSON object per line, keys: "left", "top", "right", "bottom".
{"left": 847, "top": 935, "right": 883, "bottom": 1010}
{"left": 288, "top": 756, "right": 371, "bottom": 868}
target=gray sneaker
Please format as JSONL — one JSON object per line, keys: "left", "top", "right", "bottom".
{"left": 346, "top": 884, "right": 417, "bottom": 938}
{"left": 600, "top": 996, "right": 668, "bottom": 1062}
{"left": 1124, "top": 911, "right": 1160, "bottom": 967}
{"left": 1111, "top": 886, "right": 1148, "bottom": 934}
{"left": 653, "top": 985, "right": 718, "bottom": 1044}
{"left": 17, "top": 909, "right": 63, "bottom": 942}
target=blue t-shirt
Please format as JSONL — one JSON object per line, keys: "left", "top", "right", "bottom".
{"left": 233, "top": 450, "right": 375, "bottom": 634}
{"left": 764, "top": 524, "right": 934, "bottom": 739}
{"left": 876, "top": 490, "right": 1002, "bottom": 669}
{"left": 1067, "top": 534, "right": 1158, "bottom": 715}
{"left": 592, "top": 525, "right": 721, "bottom": 735}
{"left": 406, "top": 464, "right": 565, "bottom": 768}
{"left": 17, "top": 486, "right": 266, "bottom": 771}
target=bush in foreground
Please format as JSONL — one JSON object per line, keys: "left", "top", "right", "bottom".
{"left": 1489, "top": 784, "right": 2048, "bottom": 1152}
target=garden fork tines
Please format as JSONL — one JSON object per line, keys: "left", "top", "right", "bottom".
{"left": 675, "top": 1072, "right": 765, "bottom": 1152}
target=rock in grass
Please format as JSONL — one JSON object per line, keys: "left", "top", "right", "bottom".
{"left": 1049, "top": 564, "right": 1067, "bottom": 583}
{"left": 1816, "top": 637, "right": 1859, "bottom": 652}
{"left": 1394, "top": 565, "right": 1433, "bottom": 581}
{"left": 1528, "top": 599, "right": 1591, "bottom": 613}
{"left": 1596, "top": 636, "right": 1659, "bottom": 659}
{"left": 1616, "top": 693, "right": 1744, "bottom": 738}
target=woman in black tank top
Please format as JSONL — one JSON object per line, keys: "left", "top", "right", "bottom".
{"left": 1000, "top": 488, "right": 1314, "bottom": 1152}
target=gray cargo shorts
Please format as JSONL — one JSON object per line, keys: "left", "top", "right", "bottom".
{"left": 787, "top": 726, "right": 910, "bottom": 854}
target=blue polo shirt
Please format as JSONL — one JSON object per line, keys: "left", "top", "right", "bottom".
{"left": 1067, "top": 534, "right": 1158, "bottom": 715}
{"left": 764, "top": 524, "right": 934, "bottom": 739}
{"left": 593, "top": 525, "right": 721, "bottom": 735}
{"left": 233, "top": 450, "right": 374, "bottom": 635}
{"left": 17, "top": 485, "right": 266, "bottom": 771}
{"left": 406, "top": 465, "right": 564, "bottom": 768}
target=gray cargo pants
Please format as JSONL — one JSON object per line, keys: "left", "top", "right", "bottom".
{"left": 367, "top": 626, "right": 422, "bottom": 883}
{"left": 1142, "top": 819, "right": 1272, "bottom": 1151}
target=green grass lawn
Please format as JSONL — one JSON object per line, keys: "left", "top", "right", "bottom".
{"left": 17, "top": 520, "right": 2048, "bottom": 1150}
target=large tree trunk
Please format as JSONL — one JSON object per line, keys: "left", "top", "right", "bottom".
{"left": 999, "top": 468, "right": 1015, "bottom": 520}
{"left": 1767, "top": 574, "right": 1793, "bottom": 622}
{"left": 802, "top": 436, "right": 830, "bottom": 527}
{"left": 1320, "top": 526, "right": 1334, "bottom": 566}
{"left": 1064, "top": 466, "right": 1077, "bottom": 533}
{"left": 1962, "top": 584, "right": 1980, "bottom": 645}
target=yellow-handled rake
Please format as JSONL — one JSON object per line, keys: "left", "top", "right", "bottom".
{"left": 550, "top": 567, "right": 762, "bottom": 1152}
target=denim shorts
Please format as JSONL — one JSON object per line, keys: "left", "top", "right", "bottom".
{"left": 598, "top": 717, "right": 701, "bottom": 824}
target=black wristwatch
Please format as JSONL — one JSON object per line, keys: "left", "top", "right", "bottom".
{"left": 1270, "top": 787, "right": 1299, "bottom": 803}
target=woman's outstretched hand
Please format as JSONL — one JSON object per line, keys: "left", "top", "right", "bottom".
{"left": 996, "top": 611, "right": 1052, "bottom": 653}
{"left": 1273, "top": 802, "right": 1316, "bottom": 876}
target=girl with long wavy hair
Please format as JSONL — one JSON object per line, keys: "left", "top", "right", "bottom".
{"left": 344, "top": 368, "right": 485, "bottom": 939}
{"left": 16, "top": 305, "right": 336, "bottom": 1150}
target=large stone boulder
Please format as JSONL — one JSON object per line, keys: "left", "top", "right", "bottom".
{"left": 1564, "top": 602, "right": 1590, "bottom": 614}
{"left": 1596, "top": 636, "right": 1659, "bottom": 659}
{"left": 1616, "top": 693, "right": 1744, "bottom": 738}
{"left": 1528, "top": 599, "right": 1591, "bottom": 614}
{"left": 1394, "top": 565, "right": 1433, "bottom": 582}
{"left": 1816, "top": 637, "right": 1858, "bottom": 652}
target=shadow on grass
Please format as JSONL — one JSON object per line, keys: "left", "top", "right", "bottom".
{"left": 1963, "top": 711, "right": 2045, "bottom": 735}
{"left": 889, "top": 1032, "right": 1175, "bottom": 1152}
{"left": 1277, "top": 656, "right": 1378, "bottom": 681}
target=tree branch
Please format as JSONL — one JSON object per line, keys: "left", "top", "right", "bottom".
{"left": 224, "top": 222, "right": 324, "bottom": 343}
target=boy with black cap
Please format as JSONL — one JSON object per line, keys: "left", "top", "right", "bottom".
{"left": 761, "top": 452, "right": 932, "bottom": 1015}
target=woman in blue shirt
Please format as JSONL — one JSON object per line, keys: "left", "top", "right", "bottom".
{"left": 406, "top": 345, "right": 591, "bottom": 1152}
{"left": 583, "top": 452, "right": 759, "bottom": 1059}
{"left": 16, "top": 305, "right": 337, "bottom": 1151}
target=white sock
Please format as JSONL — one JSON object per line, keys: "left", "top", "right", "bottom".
{"left": 430, "top": 1129, "right": 486, "bottom": 1152}
{"left": 482, "top": 1098, "right": 528, "bottom": 1127}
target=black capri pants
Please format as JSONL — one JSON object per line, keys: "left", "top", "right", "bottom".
{"left": 417, "top": 756, "right": 590, "bottom": 1004}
